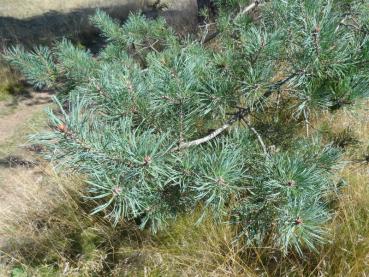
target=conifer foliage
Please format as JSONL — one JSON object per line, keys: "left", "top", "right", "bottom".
{"left": 4, "top": 0, "right": 369, "bottom": 255}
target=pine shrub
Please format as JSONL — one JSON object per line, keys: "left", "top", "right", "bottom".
{"left": 4, "top": 0, "right": 369, "bottom": 255}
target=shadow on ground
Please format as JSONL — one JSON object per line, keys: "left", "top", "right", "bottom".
{"left": 0, "top": 155, "right": 38, "bottom": 168}
{"left": 0, "top": 4, "right": 138, "bottom": 49}
{"left": 3, "top": 81, "right": 54, "bottom": 110}
{"left": 0, "top": 4, "right": 198, "bottom": 50}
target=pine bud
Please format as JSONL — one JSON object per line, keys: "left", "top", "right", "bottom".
{"left": 286, "top": 180, "right": 296, "bottom": 187}
{"left": 112, "top": 186, "right": 122, "bottom": 196}
{"left": 269, "top": 145, "right": 280, "bottom": 154}
{"left": 216, "top": 177, "right": 226, "bottom": 185}
{"left": 56, "top": 123, "right": 67, "bottom": 133}
{"left": 294, "top": 216, "right": 303, "bottom": 225}
{"left": 143, "top": 156, "right": 152, "bottom": 166}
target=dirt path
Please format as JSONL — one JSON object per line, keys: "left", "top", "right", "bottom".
{"left": 0, "top": 91, "right": 53, "bottom": 248}
{"left": 0, "top": 91, "right": 52, "bottom": 143}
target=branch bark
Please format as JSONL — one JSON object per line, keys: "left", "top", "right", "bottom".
{"left": 172, "top": 72, "right": 298, "bottom": 151}
{"left": 234, "top": 0, "right": 260, "bottom": 21}
{"left": 243, "top": 118, "right": 268, "bottom": 156}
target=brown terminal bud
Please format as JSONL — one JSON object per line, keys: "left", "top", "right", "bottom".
{"left": 269, "top": 145, "right": 280, "bottom": 155}
{"left": 312, "top": 25, "right": 321, "bottom": 35}
{"left": 286, "top": 180, "right": 296, "bottom": 187}
{"left": 294, "top": 216, "right": 303, "bottom": 225}
{"left": 56, "top": 123, "right": 67, "bottom": 133}
{"left": 130, "top": 106, "right": 138, "bottom": 114}
{"left": 216, "top": 177, "right": 226, "bottom": 185}
{"left": 112, "top": 186, "right": 122, "bottom": 196}
{"left": 143, "top": 156, "right": 152, "bottom": 166}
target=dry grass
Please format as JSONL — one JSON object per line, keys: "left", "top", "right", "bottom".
{"left": 309, "top": 101, "right": 369, "bottom": 276}
{"left": 111, "top": 212, "right": 254, "bottom": 276}
{"left": 1, "top": 162, "right": 368, "bottom": 276}
{"left": 0, "top": 171, "right": 100, "bottom": 276}
{"left": 323, "top": 165, "right": 369, "bottom": 276}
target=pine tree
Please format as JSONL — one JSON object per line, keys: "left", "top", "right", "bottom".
{"left": 4, "top": 0, "right": 369, "bottom": 255}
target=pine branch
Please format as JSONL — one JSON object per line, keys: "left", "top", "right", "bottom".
{"left": 202, "top": 30, "right": 220, "bottom": 44}
{"left": 202, "top": 0, "right": 261, "bottom": 44}
{"left": 6, "top": 4, "right": 367, "bottom": 253}
{"left": 234, "top": 0, "right": 261, "bottom": 21}
{"left": 172, "top": 72, "right": 298, "bottom": 151}
{"left": 242, "top": 118, "right": 268, "bottom": 156}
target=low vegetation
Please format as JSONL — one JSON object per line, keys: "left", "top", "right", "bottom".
{"left": 0, "top": 101, "right": 368, "bottom": 276}
{"left": 0, "top": 62, "right": 19, "bottom": 102}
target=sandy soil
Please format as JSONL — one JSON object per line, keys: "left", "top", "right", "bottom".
{"left": 0, "top": 91, "right": 53, "bottom": 247}
{"left": 0, "top": 91, "right": 52, "bottom": 142}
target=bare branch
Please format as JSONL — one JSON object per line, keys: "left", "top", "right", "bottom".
{"left": 202, "top": 1, "right": 261, "bottom": 44}
{"left": 243, "top": 118, "right": 268, "bottom": 156}
{"left": 202, "top": 30, "right": 220, "bottom": 44}
{"left": 172, "top": 72, "right": 298, "bottom": 151}
{"left": 234, "top": 1, "right": 261, "bottom": 22}
{"left": 172, "top": 122, "right": 231, "bottom": 151}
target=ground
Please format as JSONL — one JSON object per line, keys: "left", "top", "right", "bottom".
{"left": 0, "top": 89, "right": 53, "bottom": 248}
